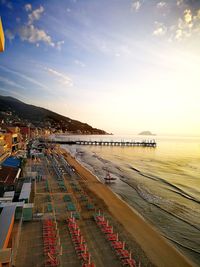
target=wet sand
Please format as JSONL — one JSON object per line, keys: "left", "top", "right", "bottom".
{"left": 61, "top": 148, "right": 196, "bottom": 267}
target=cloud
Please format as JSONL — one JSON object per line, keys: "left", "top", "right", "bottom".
{"left": 5, "top": 29, "right": 15, "bottom": 41}
{"left": 14, "top": 5, "right": 63, "bottom": 49}
{"left": 28, "top": 6, "right": 44, "bottom": 25}
{"left": 174, "top": 9, "right": 196, "bottom": 40}
{"left": 177, "top": 0, "right": 184, "bottom": 6}
{"left": 184, "top": 9, "right": 192, "bottom": 23}
{"left": 74, "top": 60, "right": 85, "bottom": 67}
{"left": 0, "top": 0, "right": 12, "bottom": 9}
{"left": 131, "top": 1, "right": 141, "bottom": 12}
{"left": 0, "top": 65, "right": 48, "bottom": 90}
{"left": 18, "top": 25, "right": 55, "bottom": 47}
{"left": 153, "top": 22, "right": 167, "bottom": 36}
{"left": 46, "top": 68, "right": 73, "bottom": 86}
{"left": 0, "top": 88, "right": 27, "bottom": 100}
{"left": 56, "top": 40, "right": 65, "bottom": 50}
{"left": 24, "top": 4, "right": 32, "bottom": 12}
{"left": 153, "top": 7, "right": 200, "bottom": 41}
{"left": 0, "top": 76, "right": 25, "bottom": 89}
{"left": 157, "top": 2, "right": 167, "bottom": 8}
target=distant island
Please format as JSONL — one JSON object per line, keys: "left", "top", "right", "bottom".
{"left": 0, "top": 95, "right": 107, "bottom": 135}
{"left": 138, "top": 131, "right": 156, "bottom": 136}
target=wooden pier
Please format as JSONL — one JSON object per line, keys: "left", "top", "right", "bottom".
{"left": 46, "top": 140, "right": 157, "bottom": 147}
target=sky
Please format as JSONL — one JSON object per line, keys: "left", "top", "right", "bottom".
{"left": 0, "top": 0, "right": 200, "bottom": 135}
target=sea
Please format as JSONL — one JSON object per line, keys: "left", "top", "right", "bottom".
{"left": 54, "top": 134, "right": 200, "bottom": 266}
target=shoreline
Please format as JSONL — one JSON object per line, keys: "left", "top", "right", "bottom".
{"left": 60, "top": 147, "right": 196, "bottom": 267}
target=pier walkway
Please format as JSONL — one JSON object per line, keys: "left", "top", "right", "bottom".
{"left": 46, "top": 140, "right": 157, "bottom": 147}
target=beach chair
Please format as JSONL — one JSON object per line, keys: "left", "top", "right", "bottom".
{"left": 47, "top": 203, "right": 53, "bottom": 212}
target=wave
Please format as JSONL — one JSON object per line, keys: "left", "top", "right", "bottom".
{"left": 75, "top": 148, "right": 200, "bottom": 223}
{"left": 120, "top": 179, "right": 200, "bottom": 232}
{"left": 165, "top": 236, "right": 200, "bottom": 256}
{"left": 126, "top": 164, "right": 200, "bottom": 204}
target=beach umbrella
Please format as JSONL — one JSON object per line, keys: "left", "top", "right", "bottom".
{"left": 84, "top": 244, "right": 87, "bottom": 254}
{"left": 59, "top": 245, "right": 63, "bottom": 256}
{"left": 116, "top": 233, "right": 119, "bottom": 241}
{"left": 77, "top": 229, "right": 80, "bottom": 236}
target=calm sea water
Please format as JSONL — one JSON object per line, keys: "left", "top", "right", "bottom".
{"left": 57, "top": 134, "right": 200, "bottom": 266}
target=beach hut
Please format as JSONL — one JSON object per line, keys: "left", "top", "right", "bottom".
{"left": 0, "top": 206, "right": 15, "bottom": 249}
{"left": 63, "top": 195, "right": 72, "bottom": 202}
{"left": 22, "top": 203, "right": 33, "bottom": 221}
{"left": 0, "top": 205, "right": 15, "bottom": 266}
{"left": 19, "top": 182, "right": 32, "bottom": 203}
{"left": 0, "top": 166, "right": 21, "bottom": 195}
{"left": 2, "top": 157, "right": 21, "bottom": 168}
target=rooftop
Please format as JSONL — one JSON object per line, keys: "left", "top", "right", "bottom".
{"left": 3, "top": 191, "right": 15, "bottom": 198}
{"left": 2, "top": 157, "right": 21, "bottom": 168}
{"left": 19, "top": 182, "right": 31, "bottom": 202}
{"left": 0, "top": 166, "right": 21, "bottom": 185}
{"left": 0, "top": 206, "right": 15, "bottom": 248}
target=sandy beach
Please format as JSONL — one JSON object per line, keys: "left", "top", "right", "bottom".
{"left": 60, "top": 148, "right": 196, "bottom": 267}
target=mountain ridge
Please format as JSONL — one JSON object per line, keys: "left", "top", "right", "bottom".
{"left": 0, "top": 95, "right": 107, "bottom": 134}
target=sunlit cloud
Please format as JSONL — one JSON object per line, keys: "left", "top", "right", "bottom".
{"left": 6, "top": 5, "right": 64, "bottom": 49}
{"left": 46, "top": 68, "right": 73, "bottom": 86}
{"left": 28, "top": 5, "right": 44, "bottom": 25}
{"left": 18, "top": 25, "right": 55, "bottom": 46}
{"left": 173, "top": 8, "right": 199, "bottom": 40}
{"left": 153, "top": 7, "right": 200, "bottom": 41}
{"left": 184, "top": 9, "right": 192, "bottom": 23}
{"left": 156, "top": 2, "right": 167, "bottom": 9}
{"left": 19, "top": 5, "right": 55, "bottom": 46}
{"left": 24, "top": 3, "right": 32, "bottom": 12}
{"left": 153, "top": 22, "right": 167, "bottom": 36}
{"left": 131, "top": 1, "right": 141, "bottom": 12}
{"left": 177, "top": 0, "right": 184, "bottom": 7}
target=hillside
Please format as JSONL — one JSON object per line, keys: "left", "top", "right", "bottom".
{"left": 0, "top": 95, "right": 107, "bottom": 134}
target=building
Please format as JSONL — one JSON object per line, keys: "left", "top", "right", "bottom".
{"left": 0, "top": 206, "right": 15, "bottom": 267}
{"left": 19, "top": 182, "right": 31, "bottom": 203}
{"left": 0, "top": 17, "right": 4, "bottom": 52}
{"left": 0, "top": 166, "right": 21, "bottom": 196}
{"left": 2, "top": 157, "right": 21, "bottom": 168}
{"left": 18, "top": 126, "right": 30, "bottom": 141}
{"left": 0, "top": 133, "right": 10, "bottom": 162}
{"left": 4, "top": 127, "right": 22, "bottom": 152}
